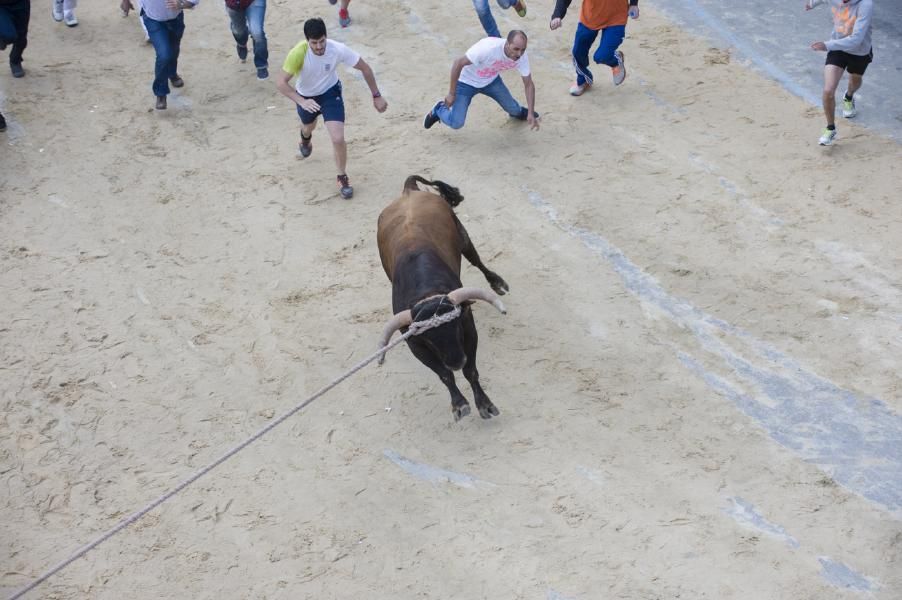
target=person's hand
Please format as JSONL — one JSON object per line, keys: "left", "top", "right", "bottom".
{"left": 444, "top": 93, "right": 456, "bottom": 108}
{"left": 811, "top": 41, "right": 827, "bottom": 51}
{"left": 628, "top": 5, "right": 639, "bottom": 19}
{"left": 527, "top": 113, "right": 540, "bottom": 131}
{"left": 550, "top": 18, "right": 562, "bottom": 30}
{"left": 165, "top": 0, "right": 178, "bottom": 9}
{"left": 373, "top": 96, "right": 388, "bottom": 113}
{"left": 297, "top": 97, "right": 321, "bottom": 113}
{"left": 120, "top": 0, "right": 133, "bottom": 16}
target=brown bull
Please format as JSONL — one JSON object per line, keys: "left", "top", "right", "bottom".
{"left": 377, "top": 175, "right": 509, "bottom": 421}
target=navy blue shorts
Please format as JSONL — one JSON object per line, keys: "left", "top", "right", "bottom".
{"left": 296, "top": 81, "right": 345, "bottom": 124}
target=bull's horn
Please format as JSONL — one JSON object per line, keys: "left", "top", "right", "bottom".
{"left": 446, "top": 287, "right": 507, "bottom": 314}
{"left": 377, "top": 309, "right": 412, "bottom": 364}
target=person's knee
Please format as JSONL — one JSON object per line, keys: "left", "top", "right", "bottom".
{"left": 448, "top": 119, "right": 465, "bottom": 130}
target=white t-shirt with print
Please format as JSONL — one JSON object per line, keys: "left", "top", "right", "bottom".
{"left": 458, "top": 37, "right": 530, "bottom": 89}
{"left": 294, "top": 40, "right": 361, "bottom": 97}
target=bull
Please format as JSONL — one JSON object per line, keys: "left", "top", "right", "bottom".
{"left": 377, "top": 175, "right": 509, "bottom": 421}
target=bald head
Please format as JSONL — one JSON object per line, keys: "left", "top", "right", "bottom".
{"left": 504, "top": 30, "right": 528, "bottom": 60}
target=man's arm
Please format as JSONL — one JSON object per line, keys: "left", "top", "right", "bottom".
{"left": 445, "top": 56, "right": 472, "bottom": 107}
{"left": 522, "top": 74, "right": 539, "bottom": 131}
{"left": 275, "top": 70, "right": 320, "bottom": 113}
{"left": 353, "top": 58, "right": 388, "bottom": 113}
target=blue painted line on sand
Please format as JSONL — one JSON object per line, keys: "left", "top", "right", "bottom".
{"left": 383, "top": 449, "right": 489, "bottom": 489}
{"left": 818, "top": 556, "right": 874, "bottom": 591}
{"left": 723, "top": 497, "right": 799, "bottom": 548}
{"left": 527, "top": 189, "right": 902, "bottom": 517}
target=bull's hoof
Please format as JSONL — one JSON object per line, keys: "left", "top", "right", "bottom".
{"left": 452, "top": 403, "right": 471, "bottom": 421}
{"left": 477, "top": 402, "right": 500, "bottom": 419}
{"left": 490, "top": 276, "right": 509, "bottom": 296}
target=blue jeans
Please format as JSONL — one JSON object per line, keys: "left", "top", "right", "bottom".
{"left": 227, "top": 0, "right": 268, "bottom": 69}
{"left": 472, "top": 0, "right": 514, "bottom": 38}
{"left": 0, "top": 0, "right": 30, "bottom": 65}
{"left": 142, "top": 11, "right": 185, "bottom": 97}
{"left": 572, "top": 22, "right": 625, "bottom": 86}
{"left": 436, "top": 76, "right": 526, "bottom": 130}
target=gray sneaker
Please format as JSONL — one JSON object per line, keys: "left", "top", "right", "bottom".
{"left": 337, "top": 174, "right": 353, "bottom": 199}
{"left": 298, "top": 134, "right": 312, "bottom": 158}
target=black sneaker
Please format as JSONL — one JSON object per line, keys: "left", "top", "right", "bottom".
{"left": 169, "top": 74, "right": 184, "bottom": 88}
{"left": 337, "top": 174, "right": 353, "bottom": 199}
{"left": 514, "top": 107, "right": 540, "bottom": 121}
{"left": 423, "top": 100, "right": 442, "bottom": 129}
{"left": 256, "top": 67, "right": 269, "bottom": 80}
{"left": 155, "top": 95, "right": 167, "bottom": 110}
{"left": 10, "top": 62, "right": 25, "bottom": 78}
{"left": 298, "top": 134, "right": 312, "bottom": 158}
{"left": 237, "top": 44, "right": 248, "bottom": 63}
{"left": 0, "top": 111, "right": 6, "bottom": 132}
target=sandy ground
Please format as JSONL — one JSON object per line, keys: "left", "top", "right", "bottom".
{"left": 2, "top": 0, "right": 901, "bottom": 598}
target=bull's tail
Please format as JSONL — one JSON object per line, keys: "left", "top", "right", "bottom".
{"left": 402, "top": 175, "right": 464, "bottom": 207}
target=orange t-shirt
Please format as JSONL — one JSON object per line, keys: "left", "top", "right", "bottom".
{"left": 580, "top": 0, "right": 629, "bottom": 29}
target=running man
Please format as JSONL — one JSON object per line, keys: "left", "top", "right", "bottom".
{"left": 423, "top": 30, "right": 539, "bottom": 132}
{"left": 550, "top": 0, "right": 638, "bottom": 96}
{"left": 276, "top": 17, "right": 388, "bottom": 199}
{"left": 472, "top": 0, "right": 527, "bottom": 39}
{"left": 805, "top": 0, "right": 874, "bottom": 146}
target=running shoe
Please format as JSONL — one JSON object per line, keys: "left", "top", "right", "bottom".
{"left": 298, "top": 134, "right": 312, "bottom": 158}
{"left": 337, "top": 174, "right": 354, "bottom": 199}
{"left": 52, "top": 0, "right": 63, "bottom": 21}
{"left": 569, "top": 81, "right": 590, "bottom": 96}
{"left": 818, "top": 127, "right": 837, "bottom": 146}
{"left": 842, "top": 94, "right": 857, "bottom": 118}
{"left": 64, "top": 11, "right": 78, "bottom": 26}
{"left": 423, "top": 100, "right": 442, "bottom": 129}
{"left": 612, "top": 50, "right": 626, "bottom": 85}
{"left": 339, "top": 8, "right": 351, "bottom": 27}
{"left": 514, "top": 0, "right": 527, "bottom": 18}
{"left": 257, "top": 67, "right": 269, "bottom": 80}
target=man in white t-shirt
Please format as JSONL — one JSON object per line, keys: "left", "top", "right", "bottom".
{"left": 424, "top": 30, "right": 539, "bottom": 131}
{"left": 276, "top": 17, "right": 388, "bottom": 199}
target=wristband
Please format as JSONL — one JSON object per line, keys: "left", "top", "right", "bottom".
{"left": 372, "top": 91, "right": 381, "bottom": 99}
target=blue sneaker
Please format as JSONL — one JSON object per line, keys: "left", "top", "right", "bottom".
{"left": 257, "top": 67, "right": 269, "bottom": 80}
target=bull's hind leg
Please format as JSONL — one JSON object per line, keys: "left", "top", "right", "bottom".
{"left": 406, "top": 339, "right": 472, "bottom": 421}
{"left": 455, "top": 216, "right": 509, "bottom": 296}
{"left": 461, "top": 313, "right": 500, "bottom": 419}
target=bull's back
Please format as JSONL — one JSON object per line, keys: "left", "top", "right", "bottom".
{"left": 377, "top": 192, "right": 463, "bottom": 281}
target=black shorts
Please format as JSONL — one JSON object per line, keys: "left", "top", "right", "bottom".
{"left": 825, "top": 49, "right": 873, "bottom": 75}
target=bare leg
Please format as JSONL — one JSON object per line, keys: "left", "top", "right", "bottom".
{"left": 846, "top": 72, "right": 863, "bottom": 97}
{"left": 822, "top": 64, "right": 844, "bottom": 127}
{"left": 324, "top": 120, "right": 347, "bottom": 175}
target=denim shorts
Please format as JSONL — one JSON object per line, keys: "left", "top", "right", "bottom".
{"left": 296, "top": 81, "right": 345, "bottom": 124}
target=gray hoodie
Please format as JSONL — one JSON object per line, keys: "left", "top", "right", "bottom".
{"left": 808, "top": 0, "right": 873, "bottom": 56}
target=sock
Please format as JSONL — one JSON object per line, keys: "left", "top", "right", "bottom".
{"left": 826, "top": 124, "right": 836, "bottom": 131}
{"left": 844, "top": 93, "right": 853, "bottom": 102}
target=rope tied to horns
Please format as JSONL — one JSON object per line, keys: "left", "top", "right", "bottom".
{"left": 8, "top": 306, "right": 462, "bottom": 600}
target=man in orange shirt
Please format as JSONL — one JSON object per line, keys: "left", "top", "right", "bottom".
{"left": 551, "top": 0, "right": 638, "bottom": 96}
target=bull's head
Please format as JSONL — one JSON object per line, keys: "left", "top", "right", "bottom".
{"left": 377, "top": 288, "right": 506, "bottom": 367}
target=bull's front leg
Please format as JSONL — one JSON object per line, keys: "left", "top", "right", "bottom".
{"left": 461, "top": 314, "right": 500, "bottom": 419}
{"left": 406, "top": 339, "right": 472, "bottom": 421}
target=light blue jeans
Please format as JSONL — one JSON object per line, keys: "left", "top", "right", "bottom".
{"left": 472, "top": 0, "right": 515, "bottom": 38}
{"left": 227, "top": 0, "right": 268, "bottom": 69}
{"left": 435, "top": 76, "right": 527, "bottom": 130}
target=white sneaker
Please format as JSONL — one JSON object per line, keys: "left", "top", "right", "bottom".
{"left": 52, "top": 0, "right": 63, "bottom": 21}
{"left": 841, "top": 93, "right": 857, "bottom": 118}
{"left": 818, "top": 127, "right": 837, "bottom": 146}
{"left": 64, "top": 11, "right": 78, "bottom": 26}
